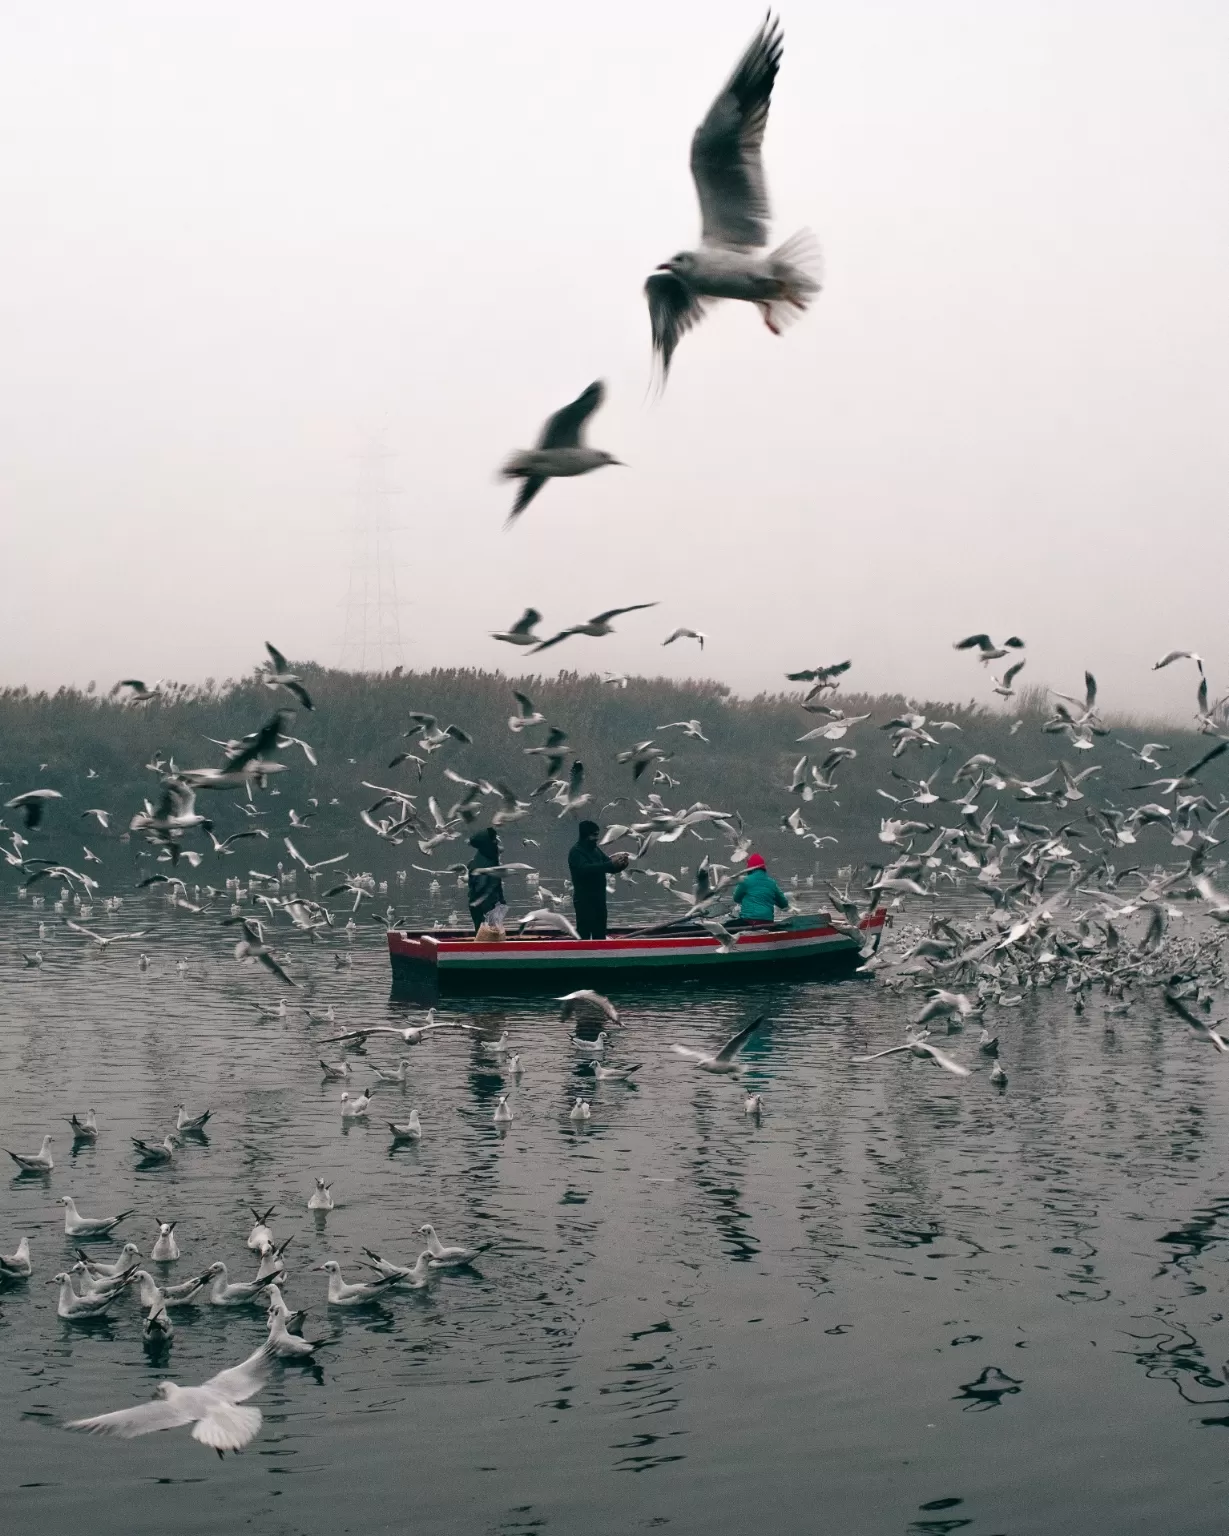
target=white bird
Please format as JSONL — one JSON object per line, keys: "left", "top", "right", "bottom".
{"left": 143, "top": 1295, "right": 175, "bottom": 1346}
{"left": 58, "top": 1196, "right": 132, "bottom": 1239}
{"left": 319, "top": 1058, "right": 352, "bottom": 1080}
{"left": 372, "top": 1058, "right": 412, "bottom": 1084}
{"left": 530, "top": 605, "right": 658, "bottom": 654}
{"left": 205, "top": 1261, "right": 275, "bottom": 1307}
{"left": 557, "top": 990, "right": 621, "bottom": 1027}
{"left": 4, "top": 788, "right": 63, "bottom": 830}
{"left": 389, "top": 1110, "right": 423, "bottom": 1142}
{"left": 568, "top": 1098, "right": 592, "bottom": 1123}
{"left": 246, "top": 1207, "right": 276, "bottom": 1251}
{"left": 662, "top": 628, "right": 706, "bottom": 651}
{"left": 6, "top": 1134, "right": 53, "bottom": 1173}
{"left": 645, "top": 15, "right": 820, "bottom": 382}
{"left": 419, "top": 1224, "right": 483, "bottom": 1265}
{"left": 502, "top": 381, "right": 621, "bottom": 527}
{"left": 953, "top": 634, "right": 1026, "bottom": 663}
{"left": 340, "top": 1088, "right": 373, "bottom": 1119}
{"left": 254, "top": 1236, "right": 292, "bottom": 1281}
{"left": 307, "top": 1178, "right": 334, "bottom": 1211}
{"left": 669, "top": 1015, "right": 764, "bottom": 1073}
{"left": 0, "top": 1235, "right": 32, "bottom": 1280}
{"left": 581, "top": 1060, "right": 642, "bottom": 1082}
{"left": 359, "top": 1247, "right": 433, "bottom": 1287}
{"left": 261, "top": 642, "right": 314, "bottom": 710}
{"left": 132, "top": 1134, "right": 179, "bottom": 1164}
{"left": 508, "top": 691, "right": 547, "bottom": 733}
{"left": 491, "top": 607, "right": 544, "bottom": 647}
{"left": 743, "top": 1092, "right": 763, "bottom": 1116}
{"left": 49, "top": 1271, "right": 129, "bottom": 1321}
{"left": 658, "top": 718, "right": 710, "bottom": 742}
{"left": 66, "top": 1337, "right": 278, "bottom": 1454}
{"left": 1153, "top": 649, "right": 1204, "bottom": 673}
{"left": 134, "top": 1267, "right": 212, "bottom": 1308}
{"left": 266, "top": 1305, "right": 323, "bottom": 1359}
{"left": 990, "top": 1060, "right": 1009, "bottom": 1089}
{"left": 851, "top": 1031, "right": 971, "bottom": 1078}
{"left": 314, "top": 1259, "right": 405, "bottom": 1306}
{"left": 151, "top": 1222, "right": 180, "bottom": 1262}
{"left": 174, "top": 1104, "right": 212, "bottom": 1132}
{"left": 1164, "top": 990, "right": 1229, "bottom": 1053}
{"left": 78, "top": 1242, "right": 142, "bottom": 1279}
{"left": 518, "top": 909, "right": 582, "bottom": 938}
{"left": 493, "top": 1095, "right": 514, "bottom": 1125}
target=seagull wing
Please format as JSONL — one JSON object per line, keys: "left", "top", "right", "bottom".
{"left": 205, "top": 1338, "right": 278, "bottom": 1403}
{"left": 506, "top": 476, "right": 546, "bottom": 527}
{"left": 917, "top": 1042, "right": 971, "bottom": 1077}
{"left": 645, "top": 272, "right": 710, "bottom": 382}
{"left": 953, "top": 635, "right": 993, "bottom": 652}
{"left": 1003, "top": 659, "right": 1027, "bottom": 686}
{"left": 1184, "top": 739, "right": 1228, "bottom": 778}
{"left": 714, "top": 1014, "right": 765, "bottom": 1062}
{"left": 850, "top": 1044, "right": 913, "bottom": 1063}
{"left": 529, "top": 628, "right": 579, "bottom": 654}
{"left": 265, "top": 642, "right": 289, "bottom": 673}
{"left": 689, "top": 15, "right": 782, "bottom": 249}
{"left": 538, "top": 381, "right": 605, "bottom": 449}
{"left": 669, "top": 1044, "right": 712, "bottom": 1063}
{"left": 510, "top": 608, "right": 541, "bottom": 637}
{"left": 590, "top": 603, "right": 658, "bottom": 624}
{"left": 67, "top": 1396, "right": 198, "bottom": 1439}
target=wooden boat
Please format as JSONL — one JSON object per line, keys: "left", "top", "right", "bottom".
{"left": 388, "top": 909, "right": 886, "bottom": 994}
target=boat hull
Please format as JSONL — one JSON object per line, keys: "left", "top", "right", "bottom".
{"left": 388, "top": 911, "right": 885, "bottom": 996}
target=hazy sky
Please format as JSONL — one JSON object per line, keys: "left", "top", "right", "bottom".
{"left": 3, "top": 1, "right": 1228, "bottom": 719}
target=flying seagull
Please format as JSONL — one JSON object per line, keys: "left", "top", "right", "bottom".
{"left": 502, "top": 382, "right": 621, "bottom": 528}
{"left": 491, "top": 608, "right": 544, "bottom": 646}
{"left": 66, "top": 1338, "right": 278, "bottom": 1456}
{"left": 663, "top": 627, "right": 706, "bottom": 650}
{"left": 531, "top": 604, "right": 658, "bottom": 653}
{"left": 645, "top": 14, "right": 821, "bottom": 384}
{"left": 953, "top": 634, "right": 1025, "bottom": 663}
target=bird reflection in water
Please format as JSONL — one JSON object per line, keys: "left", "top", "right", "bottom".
{"left": 953, "top": 1365, "right": 1022, "bottom": 1411}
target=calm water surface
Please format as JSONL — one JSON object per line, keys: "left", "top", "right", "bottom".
{"left": 3, "top": 896, "right": 1229, "bottom": 1534}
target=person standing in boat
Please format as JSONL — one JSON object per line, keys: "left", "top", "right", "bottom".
{"left": 732, "top": 853, "right": 790, "bottom": 924}
{"left": 568, "top": 821, "right": 630, "bottom": 940}
{"left": 467, "top": 828, "right": 505, "bottom": 933}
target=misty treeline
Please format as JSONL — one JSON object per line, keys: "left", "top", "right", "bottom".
{"left": 0, "top": 667, "right": 1209, "bottom": 894}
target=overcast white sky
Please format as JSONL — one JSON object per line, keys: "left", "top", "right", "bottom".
{"left": 2, "top": 1, "right": 1227, "bottom": 717}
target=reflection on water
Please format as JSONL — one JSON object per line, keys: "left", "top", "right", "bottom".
{"left": 3, "top": 898, "right": 1229, "bottom": 1533}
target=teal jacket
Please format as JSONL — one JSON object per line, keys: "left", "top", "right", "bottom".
{"left": 732, "top": 867, "right": 789, "bottom": 922}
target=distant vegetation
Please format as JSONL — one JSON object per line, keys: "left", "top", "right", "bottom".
{"left": 0, "top": 666, "right": 1213, "bottom": 911}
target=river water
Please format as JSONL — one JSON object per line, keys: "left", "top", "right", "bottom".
{"left": 3, "top": 894, "right": 1229, "bottom": 1535}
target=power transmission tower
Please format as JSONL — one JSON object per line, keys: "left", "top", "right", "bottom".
{"left": 339, "top": 438, "right": 407, "bottom": 673}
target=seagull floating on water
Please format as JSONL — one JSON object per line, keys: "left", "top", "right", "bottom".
{"left": 152, "top": 1222, "right": 180, "bottom": 1261}
{"left": 6, "top": 1134, "right": 53, "bottom": 1173}
{"left": 59, "top": 1196, "right": 132, "bottom": 1239}
{"left": 307, "top": 1177, "right": 334, "bottom": 1211}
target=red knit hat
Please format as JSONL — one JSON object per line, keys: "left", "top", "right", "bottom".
{"left": 746, "top": 852, "right": 767, "bottom": 871}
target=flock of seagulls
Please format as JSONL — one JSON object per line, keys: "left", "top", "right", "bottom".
{"left": 4, "top": 6, "right": 1229, "bottom": 1473}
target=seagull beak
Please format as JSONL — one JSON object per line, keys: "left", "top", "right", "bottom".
{"left": 654, "top": 262, "right": 673, "bottom": 272}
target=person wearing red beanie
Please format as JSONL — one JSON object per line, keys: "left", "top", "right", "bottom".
{"left": 732, "top": 854, "right": 788, "bottom": 922}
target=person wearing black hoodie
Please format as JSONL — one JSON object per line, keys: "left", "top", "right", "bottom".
{"left": 467, "top": 828, "right": 505, "bottom": 932}
{"left": 567, "top": 820, "right": 629, "bottom": 940}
